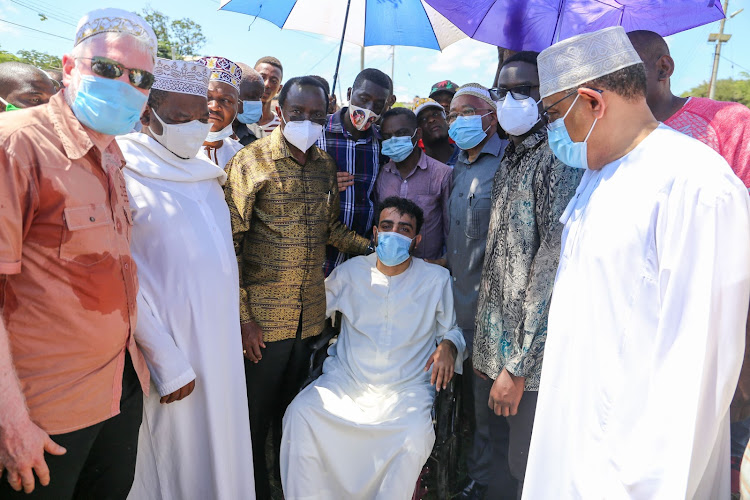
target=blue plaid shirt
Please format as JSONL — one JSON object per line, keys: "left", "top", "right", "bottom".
{"left": 318, "top": 107, "right": 382, "bottom": 276}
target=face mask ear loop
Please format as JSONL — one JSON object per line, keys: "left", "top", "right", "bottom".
{"left": 583, "top": 118, "right": 598, "bottom": 142}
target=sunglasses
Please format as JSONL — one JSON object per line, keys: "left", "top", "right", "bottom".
{"left": 76, "top": 56, "right": 154, "bottom": 90}
{"left": 489, "top": 85, "right": 539, "bottom": 101}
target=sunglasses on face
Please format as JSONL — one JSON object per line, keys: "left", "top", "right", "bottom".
{"left": 489, "top": 85, "right": 539, "bottom": 101}
{"left": 76, "top": 56, "right": 154, "bottom": 90}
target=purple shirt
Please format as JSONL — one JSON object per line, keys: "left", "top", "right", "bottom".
{"left": 375, "top": 150, "right": 452, "bottom": 260}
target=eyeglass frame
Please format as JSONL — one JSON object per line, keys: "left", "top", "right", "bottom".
{"left": 446, "top": 107, "right": 495, "bottom": 125}
{"left": 540, "top": 88, "right": 604, "bottom": 125}
{"left": 75, "top": 56, "right": 155, "bottom": 90}
{"left": 489, "top": 85, "right": 539, "bottom": 102}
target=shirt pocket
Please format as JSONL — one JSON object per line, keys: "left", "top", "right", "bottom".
{"left": 465, "top": 195, "right": 491, "bottom": 240}
{"left": 60, "top": 205, "right": 113, "bottom": 266}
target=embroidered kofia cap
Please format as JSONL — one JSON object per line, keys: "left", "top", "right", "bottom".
{"left": 538, "top": 26, "right": 643, "bottom": 98}
{"left": 151, "top": 58, "right": 211, "bottom": 97}
{"left": 74, "top": 8, "right": 157, "bottom": 61}
{"left": 196, "top": 56, "right": 242, "bottom": 92}
{"left": 453, "top": 83, "right": 497, "bottom": 111}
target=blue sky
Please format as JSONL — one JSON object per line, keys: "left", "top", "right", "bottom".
{"left": 1, "top": 0, "right": 749, "bottom": 103}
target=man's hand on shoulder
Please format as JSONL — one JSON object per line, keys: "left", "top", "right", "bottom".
{"left": 425, "top": 339, "right": 457, "bottom": 391}
{"left": 336, "top": 172, "right": 354, "bottom": 192}
{"left": 0, "top": 416, "right": 66, "bottom": 493}
{"left": 488, "top": 368, "right": 525, "bottom": 417}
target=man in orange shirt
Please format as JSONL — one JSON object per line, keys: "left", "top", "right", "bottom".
{"left": 0, "top": 8, "right": 155, "bottom": 498}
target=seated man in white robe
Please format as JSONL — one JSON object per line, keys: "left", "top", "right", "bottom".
{"left": 281, "top": 196, "right": 466, "bottom": 500}
{"left": 116, "top": 58, "right": 255, "bottom": 500}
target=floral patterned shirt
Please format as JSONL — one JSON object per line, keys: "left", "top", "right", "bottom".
{"left": 473, "top": 129, "right": 583, "bottom": 390}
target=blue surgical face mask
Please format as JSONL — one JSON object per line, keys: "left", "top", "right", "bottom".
{"left": 70, "top": 74, "right": 147, "bottom": 136}
{"left": 546, "top": 94, "right": 597, "bottom": 170}
{"left": 381, "top": 130, "right": 417, "bottom": 163}
{"left": 376, "top": 231, "right": 413, "bottom": 267}
{"left": 237, "top": 99, "right": 263, "bottom": 124}
{"left": 448, "top": 113, "right": 492, "bottom": 150}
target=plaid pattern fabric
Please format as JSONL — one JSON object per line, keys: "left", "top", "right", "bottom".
{"left": 224, "top": 127, "right": 369, "bottom": 342}
{"left": 317, "top": 108, "right": 382, "bottom": 276}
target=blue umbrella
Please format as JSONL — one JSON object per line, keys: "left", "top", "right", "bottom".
{"left": 422, "top": 0, "right": 726, "bottom": 52}
{"left": 219, "top": 0, "right": 466, "bottom": 93}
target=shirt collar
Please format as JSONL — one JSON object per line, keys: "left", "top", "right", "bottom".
{"left": 47, "top": 91, "right": 97, "bottom": 161}
{"left": 383, "top": 149, "right": 428, "bottom": 174}
{"left": 506, "top": 128, "right": 547, "bottom": 157}
{"left": 270, "top": 126, "right": 323, "bottom": 163}
{"left": 457, "top": 132, "right": 505, "bottom": 165}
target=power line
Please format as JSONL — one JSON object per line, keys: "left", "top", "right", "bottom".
{"left": 22, "top": 0, "right": 80, "bottom": 22}
{"left": 720, "top": 54, "right": 750, "bottom": 75}
{"left": 10, "top": 0, "right": 76, "bottom": 26}
{"left": 0, "top": 18, "right": 73, "bottom": 41}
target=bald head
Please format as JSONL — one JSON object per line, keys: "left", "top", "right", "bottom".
{"left": 627, "top": 30, "right": 669, "bottom": 65}
{"left": 237, "top": 62, "right": 264, "bottom": 102}
{"left": 0, "top": 62, "right": 57, "bottom": 109}
{"left": 626, "top": 30, "right": 685, "bottom": 122}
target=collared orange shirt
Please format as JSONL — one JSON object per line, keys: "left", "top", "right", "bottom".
{"left": 0, "top": 92, "right": 148, "bottom": 434}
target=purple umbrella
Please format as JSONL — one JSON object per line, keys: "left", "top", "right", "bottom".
{"left": 422, "top": 0, "right": 725, "bottom": 51}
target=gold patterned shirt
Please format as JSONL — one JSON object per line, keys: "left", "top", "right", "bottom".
{"left": 224, "top": 127, "right": 370, "bottom": 342}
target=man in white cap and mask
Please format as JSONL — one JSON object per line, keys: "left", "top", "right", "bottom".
{"left": 198, "top": 56, "right": 243, "bottom": 169}
{"left": 0, "top": 8, "right": 155, "bottom": 498}
{"left": 116, "top": 58, "right": 255, "bottom": 500}
{"left": 471, "top": 50, "right": 582, "bottom": 499}
{"left": 523, "top": 26, "right": 750, "bottom": 499}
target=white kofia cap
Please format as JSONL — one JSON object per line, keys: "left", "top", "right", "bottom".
{"left": 538, "top": 26, "right": 643, "bottom": 98}
{"left": 75, "top": 8, "right": 157, "bottom": 61}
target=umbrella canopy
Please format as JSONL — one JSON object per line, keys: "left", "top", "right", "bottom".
{"left": 219, "top": 0, "right": 466, "bottom": 50}
{"left": 423, "top": 0, "right": 725, "bottom": 52}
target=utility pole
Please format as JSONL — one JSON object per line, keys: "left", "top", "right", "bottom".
{"left": 360, "top": 46, "right": 365, "bottom": 72}
{"left": 708, "top": 0, "right": 731, "bottom": 100}
{"left": 390, "top": 46, "right": 395, "bottom": 84}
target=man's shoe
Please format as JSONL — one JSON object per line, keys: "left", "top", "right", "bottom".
{"left": 455, "top": 478, "right": 488, "bottom": 500}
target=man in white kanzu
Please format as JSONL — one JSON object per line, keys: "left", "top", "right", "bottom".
{"left": 522, "top": 27, "right": 750, "bottom": 499}
{"left": 281, "top": 197, "right": 466, "bottom": 499}
{"left": 197, "top": 56, "right": 244, "bottom": 169}
{"left": 117, "top": 58, "right": 255, "bottom": 499}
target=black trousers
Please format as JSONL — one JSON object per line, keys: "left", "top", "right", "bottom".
{"left": 245, "top": 322, "right": 315, "bottom": 500}
{"left": 0, "top": 353, "right": 143, "bottom": 500}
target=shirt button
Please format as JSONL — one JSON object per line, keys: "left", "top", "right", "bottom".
{"left": 117, "top": 221, "right": 122, "bottom": 230}
{"left": 89, "top": 217, "right": 96, "bottom": 222}
{"left": 456, "top": 220, "right": 460, "bottom": 225}
{"left": 459, "top": 193, "right": 463, "bottom": 197}
{"left": 124, "top": 263, "right": 129, "bottom": 269}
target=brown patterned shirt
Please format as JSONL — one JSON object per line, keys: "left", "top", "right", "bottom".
{"left": 225, "top": 127, "right": 370, "bottom": 342}
{"left": 0, "top": 92, "right": 149, "bottom": 434}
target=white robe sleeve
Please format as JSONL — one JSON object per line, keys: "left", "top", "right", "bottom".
{"left": 435, "top": 274, "right": 467, "bottom": 374}
{"left": 133, "top": 290, "right": 197, "bottom": 397}
{"left": 631, "top": 181, "right": 750, "bottom": 497}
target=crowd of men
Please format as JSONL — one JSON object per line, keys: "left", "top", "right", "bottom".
{"left": 0, "top": 7, "right": 750, "bottom": 500}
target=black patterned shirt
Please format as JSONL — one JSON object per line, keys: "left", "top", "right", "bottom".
{"left": 473, "top": 129, "right": 583, "bottom": 390}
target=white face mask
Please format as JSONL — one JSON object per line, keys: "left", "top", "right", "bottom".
{"left": 281, "top": 116, "right": 324, "bottom": 153}
{"left": 151, "top": 109, "right": 212, "bottom": 159}
{"left": 498, "top": 94, "right": 541, "bottom": 137}
{"left": 205, "top": 122, "right": 235, "bottom": 143}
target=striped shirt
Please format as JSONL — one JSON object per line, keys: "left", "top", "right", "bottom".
{"left": 317, "top": 108, "right": 382, "bottom": 276}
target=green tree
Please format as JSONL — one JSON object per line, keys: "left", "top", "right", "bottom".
{"left": 681, "top": 75, "right": 750, "bottom": 107}
{"left": 139, "top": 7, "right": 206, "bottom": 60}
{"left": 15, "top": 49, "right": 61, "bottom": 69}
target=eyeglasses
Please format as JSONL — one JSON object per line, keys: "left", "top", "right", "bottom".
{"left": 76, "top": 56, "right": 155, "bottom": 90}
{"left": 541, "top": 88, "right": 603, "bottom": 125}
{"left": 446, "top": 108, "right": 494, "bottom": 124}
{"left": 489, "top": 85, "right": 539, "bottom": 101}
